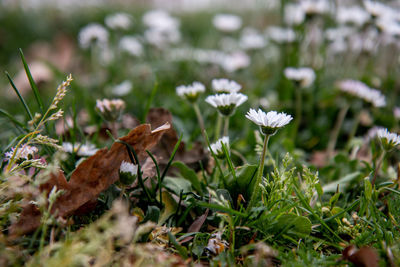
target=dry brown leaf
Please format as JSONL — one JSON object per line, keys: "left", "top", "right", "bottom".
{"left": 146, "top": 108, "right": 209, "bottom": 172}
{"left": 342, "top": 245, "right": 379, "bottom": 267}
{"left": 8, "top": 123, "right": 170, "bottom": 238}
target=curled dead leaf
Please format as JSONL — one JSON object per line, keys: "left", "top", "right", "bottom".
{"left": 8, "top": 123, "right": 170, "bottom": 238}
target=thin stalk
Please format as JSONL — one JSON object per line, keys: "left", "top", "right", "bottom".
{"left": 372, "top": 150, "right": 386, "bottom": 186}
{"left": 327, "top": 103, "right": 350, "bottom": 159}
{"left": 223, "top": 116, "right": 230, "bottom": 137}
{"left": 293, "top": 86, "right": 302, "bottom": 141}
{"left": 247, "top": 135, "right": 270, "bottom": 212}
{"left": 193, "top": 103, "right": 207, "bottom": 143}
{"left": 215, "top": 114, "right": 223, "bottom": 140}
{"left": 345, "top": 111, "right": 361, "bottom": 151}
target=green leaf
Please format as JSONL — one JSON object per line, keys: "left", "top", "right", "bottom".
{"left": 6, "top": 71, "right": 33, "bottom": 121}
{"left": 143, "top": 206, "right": 160, "bottom": 223}
{"left": 364, "top": 177, "right": 372, "bottom": 200}
{"left": 0, "top": 109, "right": 28, "bottom": 131}
{"left": 192, "top": 233, "right": 209, "bottom": 258}
{"left": 329, "top": 192, "right": 341, "bottom": 208}
{"left": 276, "top": 214, "right": 312, "bottom": 236}
{"left": 163, "top": 176, "right": 192, "bottom": 195}
{"left": 172, "top": 161, "right": 203, "bottom": 195}
{"left": 159, "top": 191, "right": 177, "bottom": 224}
{"left": 167, "top": 231, "right": 188, "bottom": 259}
{"left": 322, "top": 172, "right": 361, "bottom": 193}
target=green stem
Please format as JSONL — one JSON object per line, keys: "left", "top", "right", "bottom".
{"left": 193, "top": 103, "right": 207, "bottom": 143}
{"left": 372, "top": 150, "right": 386, "bottom": 186}
{"left": 327, "top": 103, "right": 350, "bottom": 159}
{"left": 345, "top": 111, "right": 361, "bottom": 151}
{"left": 223, "top": 116, "right": 230, "bottom": 137}
{"left": 215, "top": 114, "right": 223, "bottom": 140}
{"left": 293, "top": 86, "right": 302, "bottom": 141}
{"left": 247, "top": 134, "right": 270, "bottom": 212}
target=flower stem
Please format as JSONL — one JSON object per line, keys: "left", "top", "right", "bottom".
{"left": 293, "top": 86, "right": 302, "bottom": 141}
{"left": 327, "top": 103, "right": 350, "bottom": 159}
{"left": 247, "top": 134, "right": 270, "bottom": 212}
{"left": 223, "top": 116, "right": 230, "bottom": 137}
{"left": 215, "top": 114, "right": 223, "bottom": 140}
{"left": 372, "top": 150, "right": 386, "bottom": 186}
{"left": 193, "top": 103, "right": 207, "bottom": 143}
{"left": 345, "top": 111, "right": 361, "bottom": 151}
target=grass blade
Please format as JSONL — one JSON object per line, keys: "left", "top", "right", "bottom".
{"left": 5, "top": 71, "right": 34, "bottom": 121}
{"left": 19, "top": 48, "right": 44, "bottom": 113}
{"left": 0, "top": 109, "right": 28, "bottom": 131}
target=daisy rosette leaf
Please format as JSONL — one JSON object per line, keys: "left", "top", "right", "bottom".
{"left": 246, "top": 108, "right": 293, "bottom": 135}
{"left": 209, "top": 136, "right": 230, "bottom": 159}
{"left": 212, "top": 78, "right": 242, "bottom": 94}
{"left": 205, "top": 93, "right": 248, "bottom": 116}
{"left": 119, "top": 160, "right": 138, "bottom": 185}
{"left": 284, "top": 67, "right": 316, "bottom": 88}
{"left": 176, "top": 82, "right": 205, "bottom": 103}
{"left": 377, "top": 128, "right": 400, "bottom": 150}
{"left": 96, "top": 98, "right": 126, "bottom": 122}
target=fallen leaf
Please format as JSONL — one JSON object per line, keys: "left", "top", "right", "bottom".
{"left": 342, "top": 245, "right": 379, "bottom": 267}
{"left": 146, "top": 108, "right": 209, "bottom": 173}
{"left": 8, "top": 123, "right": 170, "bottom": 238}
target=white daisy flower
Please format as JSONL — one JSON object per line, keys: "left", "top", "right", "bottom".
{"left": 119, "top": 160, "right": 138, "bottom": 185}
{"left": 284, "top": 67, "right": 316, "bottom": 88}
{"left": 300, "top": 0, "right": 331, "bottom": 16}
{"left": 212, "top": 14, "right": 242, "bottom": 32}
{"left": 62, "top": 142, "right": 98, "bottom": 157}
{"left": 393, "top": 107, "right": 400, "bottom": 119}
{"left": 239, "top": 28, "right": 267, "bottom": 50}
{"left": 336, "top": 6, "right": 370, "bottom": 26}
{"left": 96, "top": 98, "right": 126, "bottom": 121}
{"left": 221, "top": 51, "right": 250, "bottom": 73}
{"left": 246, "top": 109, "right": 293, "bottom": 135}
{"left": 337, "top": 79, "right": 386, "bottom": 108}
{"left": 205, "top": 93, "right": 248, "bottom": 116}
{"left": 212, "top": 79, "right": 242, "bottom": 94}
{"left": 78, "top": 23, "right": 109, "bottom": 49}
{"left": 119, "top": 36, "right": 143, "bottom": 57}
{"left": 4, "top": 145, "right": 38, "bottom": 161}
{"left": 111, "top": 80, "right": 132, "bottom": 96}
{"left": 120, "top": 160, "right": 138, "bottom": 175}
{"left": 265, "top": 26, "right": 296, "bottom": 43}
{"left": 284, "top": 3, "right": 305, "bottom": 26}
{"left": 377, "top": 128, "right": 400, "bottom": 149}
{"left": 105, "top": 12, "right": 132, "bottom": 30}
{"left": 209, "top": 136, "right": 230, "bottom": 158}
{"left": 176, "top": 82, "right": 205, "bottom": 102}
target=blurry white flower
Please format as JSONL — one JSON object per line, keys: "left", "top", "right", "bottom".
{"left": 119, "top": 36, "right": 143, "bottom": 56}
{"left": 62, "top": 142, "right": 98, "bottom": 157}
{"left": 377, "top": 128, "right": 400, "bottom": 149}
{"left": 4, "top": 145, "right": 38, "bottom": 161}
{"left": 394, "top": 107, "right": 400, "bottom": 119}
{"left": 348, "top": 28, "right": 379, "bottom": 54}
{"left": 145, "top": 27, "right": 181, "bottom": 47}
{"left": 78, "top": 23, "right": 109, "bottom": 49}
{"left": 246, "top": 109, "right": 293, "bottom": 135}
{"left": 176, "top": 82, "right": 205, "bottom": 102}
{"left": 364, "top": 1, "right": 397, "bottom": 19}
{"left": 337, "top": 79, "right": 386, "bottom": 107}
{"left": 239, "top": 28, "right": 267, "bottom": 50}
{"left": 376, "top": 18, "right": 400, "bottom": 37}
{"left": 284, "top": 3, "right": 305, "bottom": 26}
{"left": 266, "top": 26, "right": 296, "bottom": 43}
{"left": 105, "top": 12, "right": 132, "bottom": 30}
{"left": 205, "top": 93, "right": 248, "bottom": 116}
{"left": 143, "top": 10, "right": 180, "bottom": 31}
{"left": 96, "top": 98, "right": 126, "bottom": 121}
{"left": 325, "top": 27, "right": 355, "bottom": 42}
{"left": 222, "top": 51, "right": 250, "bottom": 72}
{"left": 300, "top": 0, "right": 331, "bottom": 16}
{"left": 212, "top": 14, "right": 242, "bottom": 32}
{"left": 336, "top": 6, "right": 370, "bottom": 26}
{"left": 328, "top": 39, "right": 348, "bottom": 54}
{"left": 212, "top": 78, "right": 241, "bottom": 94}
{"left": 209, "top": 136, "right": 230, "bottom": 158}
{"left": 284, "top": 67, "right": 316, "bottom": 87}
{"left": 112, "top": 80, "right": 132, "bottom": 96}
